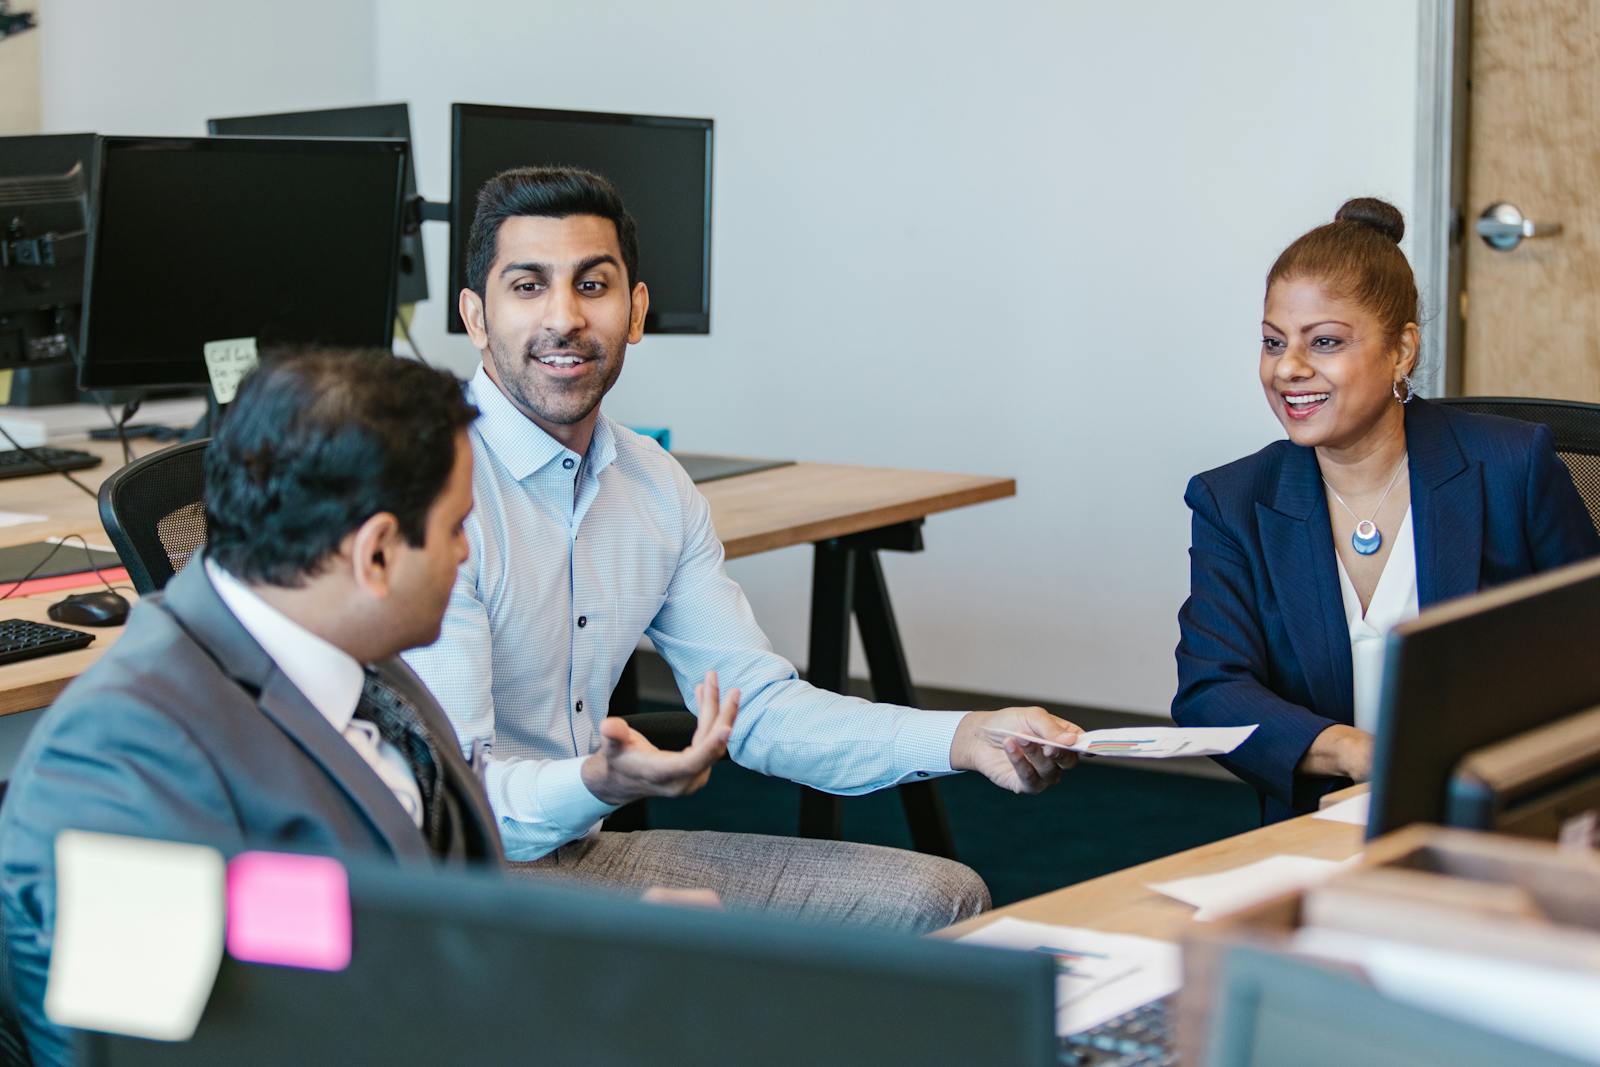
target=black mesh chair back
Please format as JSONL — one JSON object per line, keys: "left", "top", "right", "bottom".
{"left": 1433, "top": 397, "right": 1600, "bottom": 535}
{"left": 96, "top": 439, "right": 210, "bottom": 594}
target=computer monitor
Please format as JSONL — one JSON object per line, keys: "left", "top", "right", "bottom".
{"left": 79, "top": 136, "right": 406, "bottom": 391}
{"left": 79, "top": 860, "right": 1055, "bottom": 1065}
{"left": 1368, "top": 555, "right": 1600, "bottom": 839}
{"left": 207, "top": 104, "right": 429, "bottom": 306}
{"left": 448, "top": 103, "right": 713, "bottom": 335}
{"left": 0, "top": 133, "right": 97, "bottom": 372}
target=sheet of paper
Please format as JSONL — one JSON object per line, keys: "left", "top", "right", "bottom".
{"left": 1314, "top": 792, "right": 1370, "bottom": 826}
{"left": 957, "top": 918, "right": 1181, "bottom": 1034}
{"left": 226, "top": 851, "right": 351, "bottom": 971}
{"left": 0, "top": 511, "right": 44, "bottom": 528}
{"left": 45, "top": 831, "right": 225, "bottom": 1042}
{"left": 1294, "top": 927, "right": 1600, "bottom": 1063}
{"left": 983, "top": 724, "right": 1257, "bottom": 759}
{"left": 1149, "top": 855, "right": 1349, "bottom": 922}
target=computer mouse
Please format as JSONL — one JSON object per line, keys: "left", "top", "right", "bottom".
{"left": 47, "top": 591, "right": 131, "bottom": 628}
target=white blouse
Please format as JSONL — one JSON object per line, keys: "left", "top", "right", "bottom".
{"left": 1335, "top": 508, "right": 1420, "bottom": 736}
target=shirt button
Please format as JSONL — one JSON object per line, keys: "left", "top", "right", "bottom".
{"left": 916, "top": 771, "right": 930, "bottom": 779}
{"left": 577, "top": 615, "right": 587, "bottom": 629}
{"left": 575, "top": 700, "right": 585, "bottom": 714}
{"left": 562, "top": 457, "right": 576, "bottom": 470}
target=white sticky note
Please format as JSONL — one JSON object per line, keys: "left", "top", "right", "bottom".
{"left": 0, "top": 511, "right": 45, "bottom": 528}
{"left": 45, "top": 831, "right": 226, "bottom": 1042}
{"left": 201, "top": 337, "right": 259, "bottom": 405}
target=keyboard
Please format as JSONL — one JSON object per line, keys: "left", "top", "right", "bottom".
{"left": 0, "top": 618, "right": 95, "bottom": 667}
{"left": 0, "top": 446, "right": 102, "bottom": 481}
{"left": 1059, "top": 996, "right": 1176, "bottom": 1066}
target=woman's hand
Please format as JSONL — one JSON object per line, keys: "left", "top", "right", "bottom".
{"left": 1299, "top": 724, "right": 1373, "bottom": 780}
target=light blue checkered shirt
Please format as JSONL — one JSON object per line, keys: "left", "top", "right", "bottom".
{"left": 402, "top": 367, "right": 966, "bottom": 860}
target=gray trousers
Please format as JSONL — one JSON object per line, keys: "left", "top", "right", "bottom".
{"left": 512, "top": 829, "right": 990, "bottom": 934}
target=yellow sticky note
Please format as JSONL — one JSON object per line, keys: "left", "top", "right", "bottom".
{"left": 0, "top": 370, "right": 12, "bottom": 406}
{"left": 45, "top": 831, "right": 226, "bottom": 1042}
{"left": 201, "top": 337, "right": 259, "bottom": 405}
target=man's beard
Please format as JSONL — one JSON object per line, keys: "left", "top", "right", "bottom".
{"left": 485, "top": 323, "right": 623, "bottom": 428}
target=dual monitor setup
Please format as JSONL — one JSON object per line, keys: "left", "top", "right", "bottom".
{"left": 0, "top": 102, "right": 714, "bottom": 405}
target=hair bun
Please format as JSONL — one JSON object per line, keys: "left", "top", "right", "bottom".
{"left": 1334, "top": 197, "right": 1405, "bottom": 243}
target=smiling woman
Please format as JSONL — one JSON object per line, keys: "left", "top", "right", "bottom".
{"left": 1168, "top": 198, "right": 1600, "bottom": 823}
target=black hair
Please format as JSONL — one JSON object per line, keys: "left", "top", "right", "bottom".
{"left": 465, "top": 166, "right": 640, "bottom": 297}
{"left": 1268, "top": 197, "right": 1418, "bottom": 343}
{"left": 204, "top": 348, "right": 478, "bottom": 587}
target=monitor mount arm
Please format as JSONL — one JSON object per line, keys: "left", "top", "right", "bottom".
{"left": 404, "top": 196, "right": 450, "bottom": 234}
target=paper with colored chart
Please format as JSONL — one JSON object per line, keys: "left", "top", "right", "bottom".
{"left": 983, "top": 724, "right": 1257, "bottom": 759}
{"left": 958, "top": 918, "right": 1181, "bottom": 1035}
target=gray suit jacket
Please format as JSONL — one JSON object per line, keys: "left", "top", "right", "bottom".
{"left": 0, "top": 557, "right": 502, "bottom": 1065}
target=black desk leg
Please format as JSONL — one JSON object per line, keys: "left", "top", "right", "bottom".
{"left": 799, "top": 539, "right": 853, "bottom": 840}
{"left": 853, "top": 550, "right": 957, "bottom": 860}
{"left": 799, "top": 523, "right": 959, "bottom": 860}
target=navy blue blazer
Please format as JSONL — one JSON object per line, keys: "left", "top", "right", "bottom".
{"left": 1172, "top": 399, "right": 1600, "bottom": 821}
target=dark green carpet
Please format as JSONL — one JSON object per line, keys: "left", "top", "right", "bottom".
{"left": 638, "top": 760, "right": 1259, "bottom": 906}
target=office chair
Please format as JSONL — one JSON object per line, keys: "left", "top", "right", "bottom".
{"left": 1432, "top": 396, "right": 1600, "bottom": 534}
{"left": 96, "top": 439, "right": 211, "bottom": 594}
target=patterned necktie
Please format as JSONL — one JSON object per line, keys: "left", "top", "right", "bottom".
{"left": 352, "top": 669, "right": 450, "bottom": 857}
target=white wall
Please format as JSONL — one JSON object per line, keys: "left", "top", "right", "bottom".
{"left": 34, "top": 1, "right": 1420, "bottom": 717}
{"left": 380, "top": 0, "right": 1419, "bottom": 715}
{"left": 38, "top": 0, "right": 375, "bottom": 135}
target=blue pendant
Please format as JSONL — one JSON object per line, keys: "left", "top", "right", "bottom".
{"left": 1352, "top": 519, "right": 1382, "bottom": 556}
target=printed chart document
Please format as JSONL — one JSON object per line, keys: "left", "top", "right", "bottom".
{"left": 1314, "top": 792, "right": 1371, "bottom": 826}
{"left": 45, "top": 831, "right": 226, "bottom": 1041}
{"left": 957, "top": 918, "right": 1180, "bottom": 1034}
{"left": 983, "top": 724, "right": 1257, "bottom": 759}
{"left": 1148, "top": 855, "right": 1350, "bottom": 922}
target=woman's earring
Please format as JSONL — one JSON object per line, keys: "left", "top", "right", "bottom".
{"left": 1393, "top": 373, "right": 1417, "bottom": 404}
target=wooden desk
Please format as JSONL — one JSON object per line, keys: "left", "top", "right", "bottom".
{"left": 0, "top": 436, "right": 149, "bottom": 717}
{"left": 944, "top": 803, "right": 1365, "bottom": 941}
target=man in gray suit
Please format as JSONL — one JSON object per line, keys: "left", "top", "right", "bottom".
{"left": 0, "top": 350, "right": 738, "bottom": 1066}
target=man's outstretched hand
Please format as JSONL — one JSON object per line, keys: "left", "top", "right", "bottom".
{"left": 581, "top": 671, "right": 740, "bottom": 806}
{"left": 950, "top": 707, "right": 1082, "bottom": 794}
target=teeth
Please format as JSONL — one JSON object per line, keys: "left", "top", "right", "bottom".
{"left": 539, "top": 356, "right": 584, "bottom": 367}
{"left": 1285, "top": 393, "right": 1329, "bottom": 406}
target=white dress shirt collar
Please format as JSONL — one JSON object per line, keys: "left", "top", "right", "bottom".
{"left": 204, "top": 557, "right": 365, "bottom": 732}
{"left": 467, "top": 365, "right": 618, "bottom": 483}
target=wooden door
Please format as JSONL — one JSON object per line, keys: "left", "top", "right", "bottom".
{"left": 1463, "top": 0, "right": 1600, "bottom": 399}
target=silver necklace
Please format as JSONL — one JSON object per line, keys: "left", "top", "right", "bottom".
{"left": 1323, "top": 455, "right": 1407, "bottom": 556}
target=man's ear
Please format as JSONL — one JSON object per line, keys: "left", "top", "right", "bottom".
{"left": 460, "top": 288, "right": 489, "bottom": 349}
{"left": 348, "top": 512, "right": 404, "bottom": 600}
{"left": 627, "top": 281, "right": 650, "bottom": 344}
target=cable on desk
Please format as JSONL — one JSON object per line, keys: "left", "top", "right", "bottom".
{"left": 395, "top": 312, "right": 432, "bottom": 367}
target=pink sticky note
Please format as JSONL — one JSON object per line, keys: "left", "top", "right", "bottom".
{"left": 225, "top": 852, "right": 351, "bottom": 972}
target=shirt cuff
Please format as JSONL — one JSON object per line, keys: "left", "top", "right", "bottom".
{"left": 890, "top": 710, "right": 966, "bottom": 783}
{"left": 489, "top": 754, "right": 617, "bottom": 840}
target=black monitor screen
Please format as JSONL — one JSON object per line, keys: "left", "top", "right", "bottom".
{"left": 208, "top": 104, "right": 428, "bottom": 306}
{"left": 449, "top": 104, "right": 712, "bottom": 334}
{"left": 81, "top": 136, "right": 405, "bottom": 390}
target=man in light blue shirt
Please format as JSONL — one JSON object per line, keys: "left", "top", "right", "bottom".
{"left": 404, "top": 167, "right": 1084, "bottom": 931}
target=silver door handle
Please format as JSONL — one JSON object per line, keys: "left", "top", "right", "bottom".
{"left": 1477, "top": 202, "right": 1564, "bottom": 251}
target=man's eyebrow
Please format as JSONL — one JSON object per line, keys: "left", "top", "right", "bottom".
{"left": 575, "top": 253, "right": 620, "bottom": 275}
{"left": 499, "top": 260, "right": 549, "bottom": 278}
